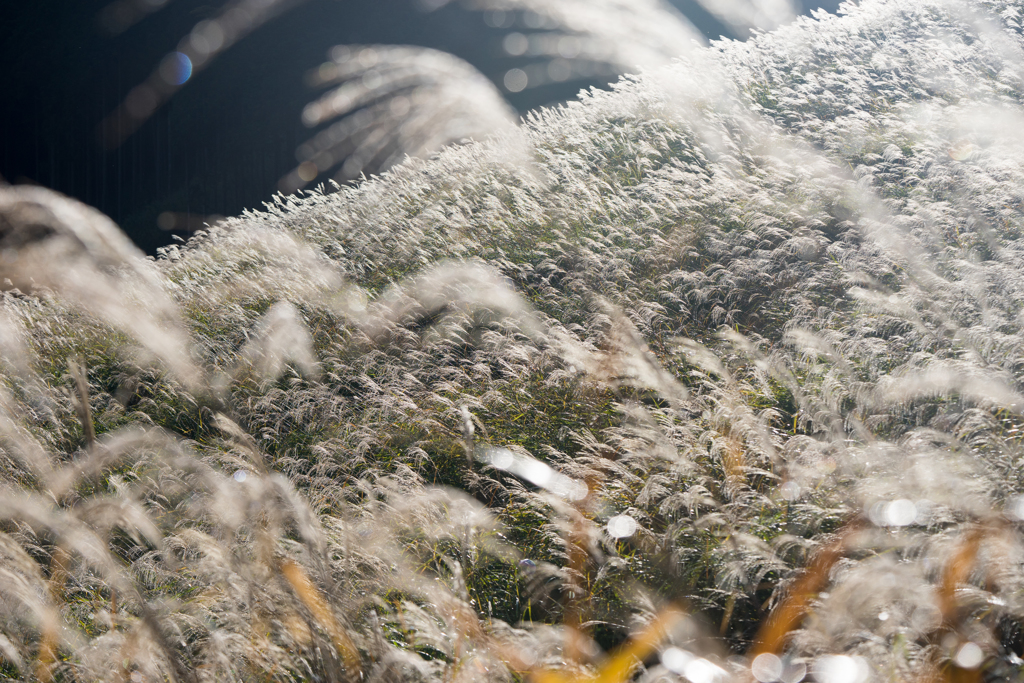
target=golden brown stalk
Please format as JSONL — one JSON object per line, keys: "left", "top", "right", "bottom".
{"left": 931, "top": 526, "right": 986, "bottom": 683}
{"left": 530, "top": 607, "right": 686, "bottom": 683}
{"left": 936, "top": 527, "right": 984, "bottom": 627}
{"left": 279, "top": 559, "right": 362, "bottom": 677}
{"left": 749, "top": 519, "right": 862, "bottom": 657}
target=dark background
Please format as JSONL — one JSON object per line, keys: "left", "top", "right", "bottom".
{"left": 0, "top": 0, "right": 843, "bottom": 253}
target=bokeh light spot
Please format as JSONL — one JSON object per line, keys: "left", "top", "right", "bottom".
{"left": 779, "top": 480, "right": 801, "bottom": 501}
{"left": 685, "top": 657, "right": 729, "bottom": 683}
{"left": 812, "top": 655, "right": 870, "bottom": 683}
{"left": 752, "top": 653, "right": 783, "bottom": 682}
{"left": 357, "top": 48, "right": 378, "bottom": 68}
{"left": 547, "top": 58, "right": 572, "bottom": 81}
{"left": 483, "top": 10, "right": 514, "bottom": 28}
{"left": 330, "top": 45, "right": 352, "bottom": 63}
{"left": 523, "top": 11, "right": 546, "bottom": 29}
{"left": 869, "top": 498, "right": 919, "bottom": 527}
{"left": 487, "top": 448, "right": 515, "bottom": 470}
{"left": 558, "top": 35, "right": 581, "bottom": 59}
{"left": 1008, "top": 494, "right": 1024, "bottom": 519}
{"left": 885, "top": 499, "right": 916, "bottom": 526}
{"left": 954, "top": 642, "right": 984, "bottom": 669}
{"left": 156, "top": 212, "right": 176, "bottom": 231}
{"left": 361, "top": 70, "right": 382, "bottom": 90}
{"left": 781, "top": 659, "right": 807, "bottom": 683}
{"left": 504, "top": 68, "right": 528, "bottom": 92}
{"left": 297, "top": 162, "right": 318, "bottom": 182}
{"left": 503, "top": 32, "right": 528, "bottom": 56}
{"left": 661, "top": 648, "right": 694, "bottom": 674}
{"left": 318, "top": 62, "right": 338, "bottom": 83}
{"left": 190, "top": 20, "right": 225, "bottom": 56}
{"left": 606, "top": 514, "right": 637, "bottom": 538}
{"left": 159, "top": 52, "right": 193, "bottom": 85}
{"left": 517, "top": 558, "right": 536, "bottom": 573}
{"left": 125, "top": 85, "right": 158, "bottom": 119}
{"left": 301, "top": 103, "right": 322, "bottom": 127}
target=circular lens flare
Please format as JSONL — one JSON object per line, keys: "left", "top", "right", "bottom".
{"left": 160, "top": 52, "right": 193, "bottom": 85}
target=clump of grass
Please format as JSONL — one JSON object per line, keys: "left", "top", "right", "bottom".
{"left": 7, "top": 1, "right": 1024, "bottom": 681}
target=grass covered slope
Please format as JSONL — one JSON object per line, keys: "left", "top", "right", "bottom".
{"left": 6, "top": 0, "right": 1024, "bottom": 681}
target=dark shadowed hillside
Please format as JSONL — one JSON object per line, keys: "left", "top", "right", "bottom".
{"left": 0, "top": 0, "right": 842, "bottom": 254}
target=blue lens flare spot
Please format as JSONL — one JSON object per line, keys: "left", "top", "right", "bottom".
{"left": 161, "top": 52, "right": 193, "bottom": 85}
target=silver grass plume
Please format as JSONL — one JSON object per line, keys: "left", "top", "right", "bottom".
{"left": 103, "top": 0, "right": 700, "bottom": 186}
{"left": 281, "top": 45, "right": 519, "bottom": 191}
{"left": 0, "top": 185, "right": 198, "bottom": 388}
{"left": 691, "top": 0, "right": 801, "bottom": 35}
{"left": 436, "top": 0, "right": 703, "bottom": 72}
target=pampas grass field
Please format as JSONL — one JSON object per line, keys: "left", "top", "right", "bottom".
{"left": 6, "top": 0, "right": 1024, "bottom": 681}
